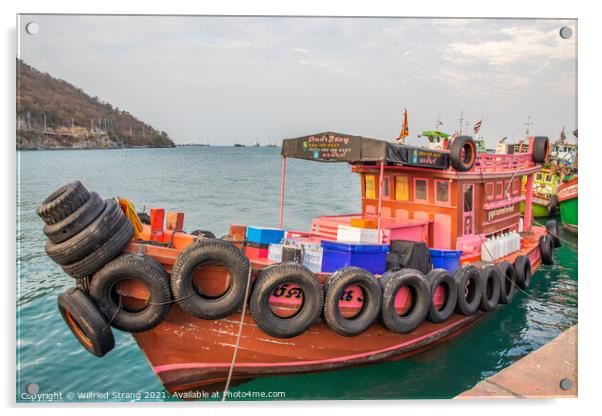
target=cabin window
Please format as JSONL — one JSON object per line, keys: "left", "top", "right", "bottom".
{"left": 485, "top": 182, "right": 494, "bottom": 200}
{"left": 414, "top": 178, "right": 428, "bottom": 202}
{"left": 395, "top": 176, "right": 409, "bottom": 201}
{"left": 383, "top": 177, "right": 390, "bottom": 199}
{"left": 463, "top": 184, "right": 473, "bottom": 212}
{"left": 435, "top": 180, "right": 450, "bottom": 204}
{"left": 495, "top": 181, "right": 503, "bottom": 199}
{"left": 535, "top": 173, "right": 543, "bottom": 182}
{"left": 365, "top": 175, "right": 376, "bottom": 199}
{"left": 545, "top": 174, "right": 552, "bottom": 183}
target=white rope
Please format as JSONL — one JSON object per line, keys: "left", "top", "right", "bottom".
{"left": 221, "top": 266, "right": 253, "bottom": 401}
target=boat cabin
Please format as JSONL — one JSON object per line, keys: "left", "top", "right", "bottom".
{"left": 279, "top": 132, "right": 543, "bottom": 261}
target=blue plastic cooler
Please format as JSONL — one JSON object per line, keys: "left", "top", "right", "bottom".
{"left": 321, "top": 240, "right": 389, "bottom": 274}
{"left": 247, "top": 226, "right": 285, "bottom": 245}
{"left": 429, "top": 249, "right": 463, "bottom": 273}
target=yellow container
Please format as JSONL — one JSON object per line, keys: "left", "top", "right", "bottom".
{"left": 350, "top": 219, "right": 378, "bottom": 229}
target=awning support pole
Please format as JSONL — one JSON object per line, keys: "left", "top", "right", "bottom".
{"left": 377, "top": 160, "right": 385, "bottom": 243}
{"left": 524, "top": 173, "right": 534, "bottom": 231}
{"left": 279, "top": 157, "right": 287, "bottom": 229}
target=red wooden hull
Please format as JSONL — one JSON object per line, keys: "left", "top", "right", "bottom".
{"left": 123, "top": 226, "right": 544, "bottom": 395}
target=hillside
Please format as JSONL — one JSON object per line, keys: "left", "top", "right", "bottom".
{"left": 16, "top": 59, "right": 175, "bottom": 150}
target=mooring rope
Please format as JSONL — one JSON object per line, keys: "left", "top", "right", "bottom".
{"left": 222, "top": 266, "right": 253, "bottom": 402}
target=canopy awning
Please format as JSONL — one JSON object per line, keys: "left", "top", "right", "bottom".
{"left": 280, "top": 131, "right": 450, "bottom": 169}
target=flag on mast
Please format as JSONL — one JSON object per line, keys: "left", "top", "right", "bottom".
{"left": 397, "top": 109, "right": 409, "bottom": 142}
{"left": 473, "top": 118, "right": 482, "bottom": 135}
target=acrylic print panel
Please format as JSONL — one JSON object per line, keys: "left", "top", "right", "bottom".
{"left": 16, "top": 14, "right": 577, "bottom": 402}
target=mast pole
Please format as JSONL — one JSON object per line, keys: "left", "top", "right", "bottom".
{"left": 377, "top": 160, "right": 385, "bottom": 244}
{"left": 279, "top": 157, "right": 287, "bottom": 229}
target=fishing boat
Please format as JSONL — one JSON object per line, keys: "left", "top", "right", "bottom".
{"left": 519, "top": 167, "right": 560, "bottom": 217}
{"left": 37, "top": 131, "right": 558, "bottom": 397}
{"left": 558, "top": 175, "right": 578, "bottom": 233}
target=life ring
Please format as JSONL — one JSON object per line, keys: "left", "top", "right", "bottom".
{"left": 425, "top": 269, "right": 457, "bottom": 323}
{"left": 249, "top": 262, "right": 323, "bottom": 338}
{"left": 171, "top": 239, "right": 250, "bottom": 320}
{"left": 454, "top": 265, "right": 482, "bottom": 315}
{"left": 497, "top": 261, "right": 516, "bottom": 304}
{"left": 479, "top": 265, "right": 501, "bottom": 312}
{"left": 323, "top": 267, "right": 382, "bottom": 336}
{"left": 90, "top": 254, "right": 172, "bottom": 332}
{"left": 45, "top": 198, "right": 126, "bottom": 266}
{"left": 539, "top": 235, "right": 555, "bottom": 265}
{"left": 37, "top": 181, "right": 90, "bottom": 225}
{"left": 546, "top": 219, "right": 562, "bottom": 248}
{"left": 57, "top": 287, "right": 115, "bottom": 357}
{"left": 532, "top": 136, "right": 550, "bottom": 164}
{"left": 449, "top": 136, "right": 476, "bottom": 172}
{"left": 43, "top": 192, "right": 106, "bottom": 244}
{"left": 380, "top": 269, "right": 429, "bottom": 334}
{"left": 513, "top": 255, "right": 532, "bottom": 290}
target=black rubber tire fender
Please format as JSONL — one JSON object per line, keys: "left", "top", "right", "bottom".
{"left": 323, "top": 267, "right": 382, "bottom": 336}
{"left": 45, "top": 199, "right": 126, "bottom": 265}
{"left": 43, "top": 192, "right": 106, "bottom": 244}
{"left": 539, "top": 234, "right": 555, "bottom": 266}
{"left": 250, "top": 262, "right": 323, "bottom": 338}
{"left": 380, "top": 269, "right": 430, "bottom": 334}
{"left": 454, "top": 265, "right": 483, "bottom": 316}
{"left": 171, "top": 239, "right": 250, "bottom": 320}
{"left": 548, "top": 195, "right": 559, "bottom": 217}
{"left": 514, "top": 255, "right": 532, "bottom": 290}
{"left": 90, "top": 254, "right": 172, "bottom": 332}
{"left": 425, "top": 269, "right": 457, "bottom": 323}
{"left": 479, "top": 265, "right": 501, "bottom": 312}
{"left": 137, "top": 212, "right": 151, "bottom": 225}
{"left": 497, "top": 261, "right": 517, "bottom": 304}
{"left": 61, "top": 218, "right": 134, "bottom": 279}
{"left": 546, "top": 219, "right": 562, "bottom": 248}
{"left": 190, "top": 230, "right": 217, "bottom": 239}
{"left": 57, "top": 287, "right": 115, "bottom": 357}
{"left": 37, "top": 181, "right": 90, "bottom": 225}
{"left": 449, "top": 136, "right": 477, "bottom": 172}
{"left": 532, "top": 136, "right": 550, "bottom": 164}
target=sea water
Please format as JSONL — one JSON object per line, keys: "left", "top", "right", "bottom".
{"left": 16, "top": 146, "right": 578, "bottom": 401}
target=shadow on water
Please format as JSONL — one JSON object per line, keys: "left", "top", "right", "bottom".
{"left": 16, "top": 149, "right": 577, "bottom": 401}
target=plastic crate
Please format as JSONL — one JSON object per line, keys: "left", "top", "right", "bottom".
{"left": 336, "top": 225, "right": 379, "bottom": 244}
{"left": 247, "top": 226, "right": 285, "bottom": 245}
{"left": 321, "top": 240, "right": 389, "bottom": 274}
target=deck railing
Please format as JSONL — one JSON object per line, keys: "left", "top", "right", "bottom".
{"left": 474, "top": 152, "right": 535, "bottom": 172}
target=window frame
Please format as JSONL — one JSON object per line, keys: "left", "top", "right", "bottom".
{"left": 413, "top": 177, "right": 429, "bottom": 203}
{"left": 434, "top": 179, "right": 451, "bottom": 206}
{"left": 394, "top": 175, "right": 409, "bottom": 201}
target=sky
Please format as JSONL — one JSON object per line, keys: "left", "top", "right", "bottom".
{"left": 18, "top": 15, "right": 577, "bottom": 146}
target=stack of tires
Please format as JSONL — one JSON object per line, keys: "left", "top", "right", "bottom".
{"left": 37, "top": 181, "right": 168, "bottom": 357}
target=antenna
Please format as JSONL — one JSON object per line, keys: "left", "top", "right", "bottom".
{"left": 524, "top": 115, "right": 533, "bottom": 135}
{"left": 435, "top": 115, "right": 443, "bottom": 130}
{"left": 458, "top": 110, "right": 465, "bottom": 135}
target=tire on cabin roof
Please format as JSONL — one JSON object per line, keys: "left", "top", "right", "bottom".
{"left": 545, "top": 219, "right": 562, "bottom": 248}
{"left": 548, "top": 195, "right": 559, "bottom": 217}
{"left": 425, "top": 269, "right": 457, "bottom": 323}
{"left": 57, "top": 287, "right": 115, "bottom": 357}
{"left": 449, "top": 136, "right": 477, "bottom": 172}
{"left": 497, "top": 261, "right": 517, "bottom": 304}
{"left": 190, "top": 230, "right": 216, "bottom": 239}
{"left": 60, "top": 217, "right": 134, "bottom": 279}
{"left": 89, "top": 254, "right": 172, "bottom": 332}
{"left": 380, "top": 269, "right": 430, "bottom": 334}
{"left": 539, "top": 234, "right": 555, "bottom": 266}
{"left": 454, "top": 265, "right": 483, "bottom": 316}
{"left": 137, "top": 212, "right": 151, "bottom": 225}
{"left": 478, "top": 265, "right": 501, "bottom": 312}
{"left": 171, "top": 239, "right": 250, "bottom": 320}
{"left": 250, "top": 262, "right": 323, "bottom": 338}
{"left": 45, "top": 199, "right": 127, "bottom": 266}
{"left": 37, "top": 181, "right": 91, "bottom": 226}
{"left": 513, "top": 255, "right": 532, "bottom": 290}
{"left": 323, "top": 267, "right": 382, "bottom": 337}
{"left": 532, "top": 136, "right": 550, "bottom": 164}
{"left": 43, "top": 192, "right": 106, "bottom": 244}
